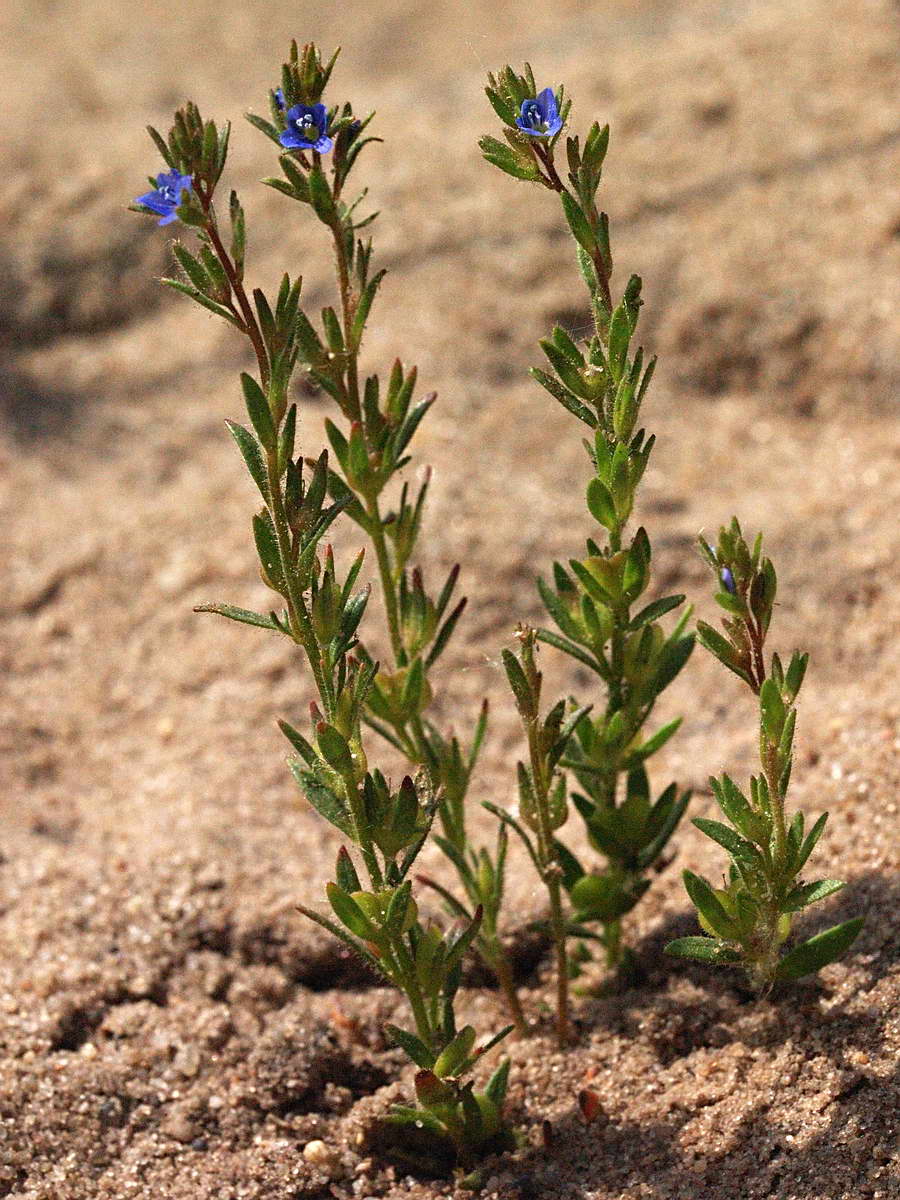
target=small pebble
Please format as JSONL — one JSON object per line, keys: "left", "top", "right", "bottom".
{"left": 303, "top": 1138, "right": 337, "bottom": 1172}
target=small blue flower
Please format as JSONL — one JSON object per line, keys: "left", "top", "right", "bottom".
{"left": 135, "top": 169, "right": 193, "bottom": 227}
{"left": 516, "top": 87, "right": 563, "bottom": 138}
{"left": 273, "top": 87, "right": 285, "bottom": 112}
{"left": 721, "top": 567, "right": 736, "bottom": 595}
{"left": 280, "top": 102, "right": 333, "bottom": 153}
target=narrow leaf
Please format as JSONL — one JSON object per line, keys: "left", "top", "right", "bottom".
{"left": 775, "top": 917, "right": 864, "bottom": 980}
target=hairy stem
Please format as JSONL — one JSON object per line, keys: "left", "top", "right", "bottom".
{"left": 527, "top": 727, "right": 570, "bottom": 1047}
{"left": 330, "top": 220, "right": 362, "bottom": 423}
{"left": 365, "top": 496, "right": 406, "bottom": 667}
{"left": 264, "top": 451, "right": 334, "bottom": 714}
{"left": 199, "top": 194, "right": 270, "bottom": 389}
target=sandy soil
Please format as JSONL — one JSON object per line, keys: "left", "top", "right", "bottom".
{"left": 1, "top": 0, "right": 899, "bottom": 1197}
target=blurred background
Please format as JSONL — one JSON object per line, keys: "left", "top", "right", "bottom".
{"left": 1, "top": 0, "right": 898, "bottom": 1194}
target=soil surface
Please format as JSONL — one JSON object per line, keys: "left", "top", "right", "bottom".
{"left": 1, "top": 1, "right": 898, "bottom": 1197}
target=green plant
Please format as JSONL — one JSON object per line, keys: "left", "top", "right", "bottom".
{"left": 666, "top": 521, "right": 863, "bottom": 990}
{"left": 132, "top": 41, "right": 514, "bottom": 1173}
{"left": 480, "top": 64, "right": 695, "bottom": 999}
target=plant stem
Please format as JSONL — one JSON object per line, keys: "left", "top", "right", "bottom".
{"left": 393, "top": 936, "right": 434, "bottom": 1045}
{"left": 527, "top": 725, "right": 570, "bottom": 1047}
{"left": 199, "top": 201, "right": 336, "bottom": 712}
{"left": 547, "top": 873, "right": 570, "bottom": 1047}
{"left": 199, "top": 194, "right": 270, "bottom": 389}
{"left": 330, "top": 220, "right": 362, "bottom": 422}
{"left": 533, "top": 144, "right": 613, "bottom": 314}
{"left": 264, "top": 451, "right": 334, "bottom": 715}
{"left": 763, "top": 747, "right": 788, "bottom": 872}
{"left": 365, "top": 496, "right": 406, "bottom": 666}
{"left": 491, "top": 944, "right": 528, "bottom": 1036}
{"left": 345, "top": 779, "right": 384, "bottom": 891}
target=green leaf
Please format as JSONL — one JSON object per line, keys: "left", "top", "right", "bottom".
{"left": 478, "top": 1024, "right": 515, "bottom": 1060}
{"left": 252, "top": 511, "right": 285, "bottom": 593}
{"left": 225, "top": 420, "right": 269, "bottom": 501}
{"left": 308, "top": 165, "right": 336, "bottom": 222}
{"left": 628, "top": 594, "right": 685, "bottom": 631}
{"left": 444, "top": 907, "right": 484, "bottom": 972}
{"left": 317, "top": 723, "right": 355, "bottom": 774}
{"left": 607, "top": 302, "right": 632, "bottom": 381}
{"left": 540, "top": 338, "right": 591, "bottom": 399}
{"left": 161, "top": 278, "right": 242, "bottom": 326}
{"left": 484, "top": 87, "right": 517, "bottom": 126}
{"left": 501, "top": 650, "right": 533, "bottom": 719}
{"left": 775, "top": 917, "right": 864, "bottom": 980}
{"left": 553, "top": 838, "right": 586, "bottom": 893}
{"left": 484, "top": 1058, "right": 511, "bottom": 1105}
{"left": 551, "top": 325, "right": 585, "bottom": 366}
{"left": 384, "top": 880, "right": 414, "bottom": 940}
{"left": 711, "top": 774, "right": 761, "bottom": 842}
{"left": 586, "top": 477, "right": 618, "bottom": 531}
{"left": 433, "top": 1025, "right": 476, "bottom": 1079}
{"left": 401, "top": 657, "right": 426, "bottom": 715}
{"left": 535, "top": 627, "right": 599, "bottom": 674}
{"left": 326, "top": 882, "right": 377, "bottom": 940}
{"left": 262, "top": 176, "right": 300, "bottom": 200}
{"left": 289, "top": 765, "right": 354, "bottom": 837}
{"left": 351, "top": 267, "right": 387, "bottom": 345}
{"left": 692, "top": 817, "right": 760, "bottom": 863}
{"left": 241, "top": 372, "right": 275, "bottom": 451}
{"left": 146, "top": 124, "right": 176, "bottom": 168}
{"left": 479, "top": 135, "right": 540, "bottom": 181}
{"left": 683, "top": 870, "right": 739, "bottom": 939}
{"left": 560, "top": 190, "right": 596, "bottom": 253}
{"left": 783, "top": 879, "right": 845, "bottom": 912}
{"left": 696, "top": 620, "right": 753, "bottom": 686}
{"left": 278, "top": 153, "right": 313, "bottom": 202}
{"left": 664, "top": 937, "right": 742, "bottom": 964}
{"left": 795, "top": 811, "right": 829, "bottom": 873}
{"left": 426, "top": 598, "right": 467, "bottom": 668}
{"left": 295, "top": 902, "right": 385, "bottom": 978}
{"left": 336, "top": 846, "right": 362, "bottom": 894}
{"left": 173, "top": 243, "right": 211, "bottom": 292}
{"left": 322, "top": 306, "right": 345, "bottom": 354}
{"left": 637, "top": 787, "right": 690, "bottom": 869}
{"left": 193, "top": 602, "right": 280, "bottom": 631}
{"left": 653, "top": 633, "right": 695, "bottom": 693}
{"left": 624, "top": 717, "right": 683, "bottom": 767}
{"left": 529, "top": 368, "right": 598, "bottom": 427}
{"left": 487, "top": 87, "right": 513, "bottom": 125}
{"left": 483, "top": 802, "right": 540, "bottom": 873}
{"left": 760, "top": 677, "right": 786, "bottom": 741}
{"left": 385, "top": 1024, "right": 435, "bottom": 1070}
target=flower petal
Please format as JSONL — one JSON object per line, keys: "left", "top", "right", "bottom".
{"left": 537, "top": 87, "right": 557, "bottom": 120}
{"left": 314, "top": 135, "right": 334, "bottom": 154}
{"left": 135, "top": 190, "right": 163, "bottom": 209}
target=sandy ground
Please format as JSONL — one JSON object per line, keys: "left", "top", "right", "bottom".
{"left": 1, "top": 0, "right": 899, "bottom": 1197}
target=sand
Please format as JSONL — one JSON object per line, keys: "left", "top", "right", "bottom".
{"left": 1, "top": 0, "right": 898, "bottom": 1196}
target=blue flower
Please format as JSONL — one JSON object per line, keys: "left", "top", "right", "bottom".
{"left": 135, "top": 169, "right": 193, "bottom": 227}
{"left": 721, "top": 567, "right": 736, "bottom": 595}
{"left": 273, "top": 87, "right": 285, "bottom": 112}
{"left": 516, "top": 87, "right": 563, "bottom": 138}
{"left": 280, "top": 102, "right": 332, "bottom": 153}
